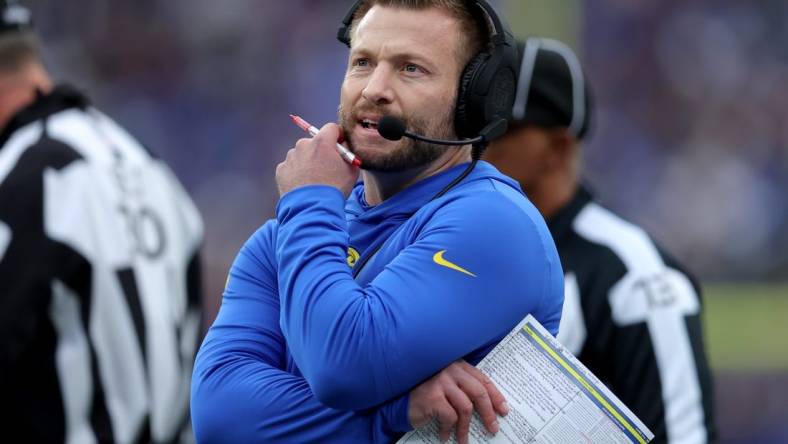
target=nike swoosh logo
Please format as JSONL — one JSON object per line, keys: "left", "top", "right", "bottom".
{"left": 433, "top": 250, "right": 476, "bottom": 277}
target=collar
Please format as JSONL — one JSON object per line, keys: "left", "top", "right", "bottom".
{"left": 346, "top": 160, "right": 518, "bottom": 224}
{"left": 547, "top": 183, "right": 594, "bottom": 243}
{"left": 0, "top": 84, "right": 89, "bottom": 148}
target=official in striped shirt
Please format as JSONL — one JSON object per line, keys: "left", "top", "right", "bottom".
{"left": 0, "top": 2, "right": 203, "bottom": 442}
{"left": 483, "top": 37, "right": 717, "bottom": 443}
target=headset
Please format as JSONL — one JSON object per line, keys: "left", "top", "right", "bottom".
{"left": 336, "top": 0, "right": 520, "bottom": 143}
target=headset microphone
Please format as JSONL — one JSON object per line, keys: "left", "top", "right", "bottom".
{"left": 377, "top": 115, "right": 508, "bottom": 150}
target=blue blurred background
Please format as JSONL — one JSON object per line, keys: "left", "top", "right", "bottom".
{"left": 26, "top": 1, "right": 787, "bottom": 442}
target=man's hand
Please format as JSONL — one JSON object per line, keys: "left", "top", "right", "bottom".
{"left": 409, "top": 360, "right": 509, "bottom": 444}
{"left": 276, "top": 123, "right": 359, "bottom": 198}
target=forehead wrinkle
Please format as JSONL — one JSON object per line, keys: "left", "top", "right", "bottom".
{"left": 351, "top": 6, "right": 462, "bottom": 68}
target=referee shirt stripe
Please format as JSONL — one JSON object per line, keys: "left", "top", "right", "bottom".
{"left": 0, "top": 220, "right": 9, "bottom": 260}
{"left": 50, "top": 280, "right": 98, "bottom": 444}
{"left": 556, "top": 272, "right": 586, "bottom": 355}
{"left": 44, "top": 159, "right": 149, "bottom": 443}
{"left": 0, "top": 122, "right": 43, "bottom": 183}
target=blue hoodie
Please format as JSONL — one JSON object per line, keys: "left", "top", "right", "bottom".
{"left": 191, "top": 161, "right": 564, "bottom": 443}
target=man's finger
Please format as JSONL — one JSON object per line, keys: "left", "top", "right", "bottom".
{"left": 460, "top": 360, "right": 509, "bottom": 416}
{"left": 449, "top": 364, "right": 499, "bottom": 434}
{"left": 444, "top": 384, "right": 474, "bottom": 444}
{"left": 434, "top": 397, "right": 458, "bottom": 443}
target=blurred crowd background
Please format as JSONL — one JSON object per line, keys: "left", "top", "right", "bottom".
{"left": 24, "top": 0, "right": 787, "bottom": 442}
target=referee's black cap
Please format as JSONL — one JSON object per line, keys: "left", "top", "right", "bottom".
{"left": 510, "top": 37, "right": 592, "bottom": 140}
{"left": 1, "top": 0, "right": 33, "bottom": 35}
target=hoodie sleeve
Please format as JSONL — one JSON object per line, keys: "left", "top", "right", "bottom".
{"left": 190, "top": 221, "right": 411, "bottom": 444}
{"left": 275, "top": 184, "right": 564, "bottom": 411}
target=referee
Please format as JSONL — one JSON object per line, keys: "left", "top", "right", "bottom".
{"left": 483, "top": 37, "right": 717, "bottom": 443}
{"left": 0, "top": 2, "right": 203, "bottom": 443}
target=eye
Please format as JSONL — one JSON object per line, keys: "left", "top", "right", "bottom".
{"left": 353, "top": 58, "right": 370, "bottom": 68}
{"left": 403, "top": 63, "right": 420, "bottom": 73}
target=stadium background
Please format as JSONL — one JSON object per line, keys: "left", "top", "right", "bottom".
{"left": 24, "top": 0, "right": 787, "bottom": 442}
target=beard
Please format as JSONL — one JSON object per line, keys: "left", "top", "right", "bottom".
{"left": 338, "top": 103, "right": 457, "bottom": 172}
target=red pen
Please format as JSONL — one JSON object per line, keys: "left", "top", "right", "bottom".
{"left": 289, "top": 114, "right": 362, "bottom": 167}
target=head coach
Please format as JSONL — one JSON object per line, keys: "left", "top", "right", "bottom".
{"left": 192, "top": 1, "right": 564, "bottom": 443}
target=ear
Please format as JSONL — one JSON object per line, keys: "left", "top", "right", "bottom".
{"left": 545, "top": 128, "right": 576, "bottom": 168}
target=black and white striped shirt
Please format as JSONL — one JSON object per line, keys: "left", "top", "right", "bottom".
{"left": 552, "top": 185, "right": 717, "bottom": 444}
{"left": 0, "top": 86, "right": 203, "bottom": 443}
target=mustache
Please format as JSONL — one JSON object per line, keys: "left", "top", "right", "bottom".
{"left": 344, "top": 106, "right": 405, "bottom": 124}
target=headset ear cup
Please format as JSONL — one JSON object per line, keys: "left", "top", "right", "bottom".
{"left": 454, "top": 53, "right": 488, "bottom": 139}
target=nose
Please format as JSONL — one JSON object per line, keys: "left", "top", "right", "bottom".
{"left": 362, "top": 65, "right": 395, "bottom": 106}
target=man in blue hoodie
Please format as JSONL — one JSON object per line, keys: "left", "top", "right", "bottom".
{"left": 192, "top": 1, "right": 564, "bottom": 443}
